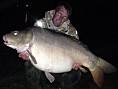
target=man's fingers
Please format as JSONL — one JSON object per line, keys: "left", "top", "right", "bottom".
{"left": 73, "top": 63, "right": 81, "bottom": 70}
{"left": 18, "top": 51, "right": 30, "bottom": 60}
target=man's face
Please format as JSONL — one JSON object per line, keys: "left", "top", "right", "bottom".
{"left": 52, "top": 6, "right": 69, "bottom": 27}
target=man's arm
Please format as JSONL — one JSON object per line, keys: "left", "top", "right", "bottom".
{"left": 67, "top": 24, "right": 79, "bottom": 40}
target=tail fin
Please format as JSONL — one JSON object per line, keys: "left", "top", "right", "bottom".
{"left": 98, "top": 57, "right": 117, "bottom": 73}
{"left": 90, "top": 57, "right": 117, "bottom": 87}
{"left": 91, "top": 67, "right": 104, "bottom": 87}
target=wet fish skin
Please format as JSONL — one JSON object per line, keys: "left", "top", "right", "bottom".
{"left": 3, "top": 26, "right": 117, "bottom": 87}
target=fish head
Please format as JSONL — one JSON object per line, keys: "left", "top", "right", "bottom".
{"left": 3, "top": 29, "right": 33, "bottom": 53}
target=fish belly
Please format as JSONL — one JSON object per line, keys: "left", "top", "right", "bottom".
{"left": 30, "top": 55, "right": 74, "bottom": 73}
{"left": 30, "top": 45, "right": 75, "bottom": 73}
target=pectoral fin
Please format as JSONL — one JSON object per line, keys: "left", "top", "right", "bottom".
{"left": 44, "top": 71, "right": 55, "bottom": 83}
{"left": 27, "top": 50, "right": 37, "bottom": 64}
{"left": 90, "top": 67, "right": 104, "bottom": 87}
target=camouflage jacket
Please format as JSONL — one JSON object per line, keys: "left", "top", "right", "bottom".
{"left": 34, "top": 10, "right": 79, "bottom": 39}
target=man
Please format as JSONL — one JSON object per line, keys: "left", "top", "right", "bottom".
{"left": 19, "top": 2, "right": 81, "bottom": 89}
{"left": 34, "top": 2, "right": 79, "bottom": 39}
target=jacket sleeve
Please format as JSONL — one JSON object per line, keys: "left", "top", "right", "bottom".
{"left": 67, "top": 24, "right": 79, "bottom": 40}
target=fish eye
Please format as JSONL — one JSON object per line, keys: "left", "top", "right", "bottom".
{"left": 13, "top": 31, "right": 18, "bottom": 35}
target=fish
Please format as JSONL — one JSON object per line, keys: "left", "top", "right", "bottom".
{"left": 3, "top": 26, "right": 117, "bottom": 87}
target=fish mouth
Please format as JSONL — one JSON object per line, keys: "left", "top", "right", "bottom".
{"left": 3, "top": 35, "right": 16, "bottom": 49}
{"left": 3, "top": 35, "right": 9, "bottom": 45}
{"left": 3, "top": 35, "right": 7, "bottom": 43}
{"left": 3, "top": 40, "right": 9, "bottom": 45}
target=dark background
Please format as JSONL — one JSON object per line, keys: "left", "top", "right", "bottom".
{"left": 0, "top": 0, "right": 118, "bottom": 85}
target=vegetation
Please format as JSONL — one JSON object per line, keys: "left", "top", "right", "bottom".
{"left": 0, "top": 71, "right": 118, "bottom": 89}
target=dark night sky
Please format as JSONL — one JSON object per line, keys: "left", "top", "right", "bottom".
{"left": 0, "top": 0, "right": 118, "bottom": 77}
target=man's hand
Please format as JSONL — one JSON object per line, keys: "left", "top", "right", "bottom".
{"left": 19, "top": 51, "right": 30, "bottom": 60}
{"left": 72, "top": 63, "right": 81, "bottom": 70}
